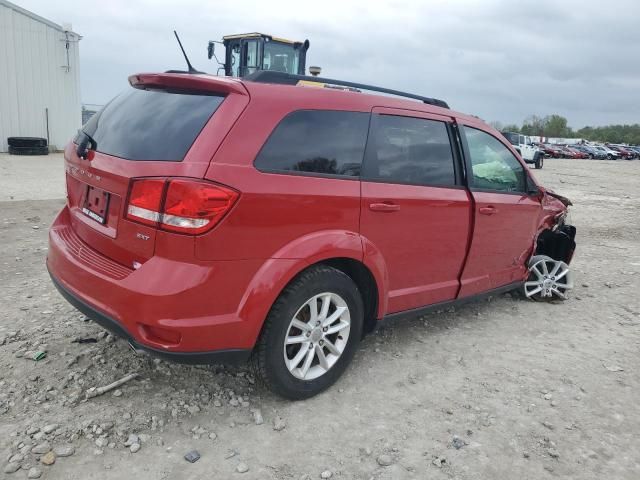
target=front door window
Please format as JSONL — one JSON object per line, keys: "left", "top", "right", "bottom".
{"left": 464, "top": 127, "right": 526, "bottom": 192}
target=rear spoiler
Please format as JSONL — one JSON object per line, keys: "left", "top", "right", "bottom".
{"left": 128, "top": 73, "right": 248, "bottom": 96}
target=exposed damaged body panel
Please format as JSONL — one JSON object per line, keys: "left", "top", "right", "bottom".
{"left": 531, "top": 188, "right": 577, "bottom": 264}
{"left": 545, "top": 190, "right": 573, "bottom": 207}
{"left": 522, "top": 188, "right": 577, "bottom": 301}
{"left": 536, "top": 224, "right": 577, "bottom": 264}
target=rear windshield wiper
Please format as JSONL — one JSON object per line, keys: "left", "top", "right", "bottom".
{"left": 76, "top": 131, "right": 98, "bottom": 160}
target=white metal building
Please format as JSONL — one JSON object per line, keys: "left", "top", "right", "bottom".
{"left": 0, "top": 0, "right": 81, "bottom": 152}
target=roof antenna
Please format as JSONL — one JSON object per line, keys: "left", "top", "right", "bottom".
{"left": 173, "top": 30, "right": 202, "bottom": 74}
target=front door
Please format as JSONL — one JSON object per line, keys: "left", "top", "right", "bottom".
{"left": 360, "top": 108, "right": 472, "bottom": 314}
{"left": 458, "top": 124, "right": 542, "bottom": 296}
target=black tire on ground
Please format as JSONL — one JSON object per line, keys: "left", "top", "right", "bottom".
{"left": 534, "top": 152, "right": 543, "bottom": 169}
{"left": 8, "top": 145, "right": 49, "bottom": 156}
{"left": 251, "top": 265, "right": 364, "bottom": 400}
{"left": 7, "top": 137, "right": 47, "bottom": 148}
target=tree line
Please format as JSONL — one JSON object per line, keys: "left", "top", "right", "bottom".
{"left": 490, "top": 115, "right": 640, "bottom": 145}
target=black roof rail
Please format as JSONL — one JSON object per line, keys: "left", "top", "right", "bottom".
{"left": 243, "top": 71, "right": 449, "bottom": 109}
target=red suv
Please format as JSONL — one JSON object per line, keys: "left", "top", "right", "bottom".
{"left": 48, "top": 71, "right": 576, "bottom": 399}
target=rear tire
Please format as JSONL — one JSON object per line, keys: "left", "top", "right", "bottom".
{"left": 252, "top": 265, "right": 364, "bottom": 400}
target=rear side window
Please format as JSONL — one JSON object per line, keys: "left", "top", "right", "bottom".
{"left": 82, "top": 88, "right": 224, "bottom": 161}
{"left": 254, "top": 110, "right": 369, "bottom": 177}
{"left": 362, "top": 114, "right": 456, "bottom": 186}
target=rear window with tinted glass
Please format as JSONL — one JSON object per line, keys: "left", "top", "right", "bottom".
{"left": 81, "top": 88, "right": 224, "bottom": 161}
{"left": 362, "top": 114, "right": 456, "bottom": 186}
{"left": 254, "top": 110, "right": 369, "bottom": 177}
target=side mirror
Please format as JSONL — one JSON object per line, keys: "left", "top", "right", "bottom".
{"left": 207, "top": 41, "right": 215, "bottom": 60}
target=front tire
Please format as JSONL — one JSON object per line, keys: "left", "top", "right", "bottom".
{"left": 523, "top": 255, "right": 573, "bottom": 301}
{"left": 534, "top": 152, "right": 543, "bottom": 169}
{"left": 252, "top": 265, "right": 364, "bottom": 400}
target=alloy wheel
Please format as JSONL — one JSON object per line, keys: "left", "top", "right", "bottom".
{"left": 283, "top": 292, "right": 351, "bottom": 380}
{"left": 524, "top": 255, "right": 574, "bottom": 300}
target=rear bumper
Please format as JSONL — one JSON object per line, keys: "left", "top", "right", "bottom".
{"left": 47, "top": 206, "right": 264, "bottom": 363}
{"left": 49, "top": 271, "right": 251, "bottom": 365}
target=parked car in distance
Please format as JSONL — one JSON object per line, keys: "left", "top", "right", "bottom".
{"left": 539, "top": 144, "right": 563, "bottom": 158}
{"left": 566, "top": 146, "right": 589, "bottom": 159}
{"left": 628, "top": 146, "right": 640, "bottom": 157}
{"left": 47, "top": 71, "right": 576, "bottom": 399}
{"left": 556, "top": 146, "right": 579, "bottom": 159}
{"left": 571, "top": 145, "right": 599, "bottom": 159}
{"left": 591, "top": 146, "right": 609, "bottom": 159}
{"left": 500, "top": 131, "right": 544, "bottom": 168}
{"left": 580, "top": 145, "right": 608, "bottom": 159}
{"left": 607, "top": 144, "right": 637, "bottom": 160}
{"left": 570, "top": 145, "right": 590, "bottom": 158}
{"left": 592, "top": 145, "right": 621, "bottom": 159}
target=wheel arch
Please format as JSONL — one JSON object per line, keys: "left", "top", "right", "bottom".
{"left": 236, "top": 231, "right": 388, "bottom": 348}
{"left": 534, "top": 226, "right": 576, "bottom": 264}
{"left": 320, "top": 257, "right": 380, "bottom": 336}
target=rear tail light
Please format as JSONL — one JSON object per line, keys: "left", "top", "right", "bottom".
{"left": 125, "top": 178, "right": 239, "bottom": 234}
{"left": 127, "top": 179, "right": 165, "bottom": 226}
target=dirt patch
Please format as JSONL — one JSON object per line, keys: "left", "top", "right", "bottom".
{"left": 0, "top": 153, "right": 65, "bottom": 202}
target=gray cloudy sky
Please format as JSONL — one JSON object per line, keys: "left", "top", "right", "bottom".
{"left": 19, "top": 0, "right": 640, "bottom": 127}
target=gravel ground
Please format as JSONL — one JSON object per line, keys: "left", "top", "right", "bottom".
{"left": 0, "top": 154, "right": 64, "bottom": 202}
{"left": 0, "top": 154, "right": 639, "bottom": 479}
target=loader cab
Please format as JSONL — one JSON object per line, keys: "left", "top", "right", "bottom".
{"left": 221, "top": 33, "right": 309, "bottom": 77}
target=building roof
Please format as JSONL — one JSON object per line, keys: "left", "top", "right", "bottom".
{"left": 0, "top": 0, "right": 81, "bottom": 37}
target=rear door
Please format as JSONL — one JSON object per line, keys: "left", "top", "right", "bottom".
{"left": 457, "top": 124, "right": 542, "bottom": 296}
{"left": 64, "top": 75, "right": 249, "bottom": 269}
{"left": 360, "top": 107, "right": 472, "bottom": 314}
